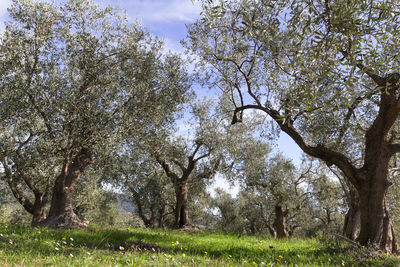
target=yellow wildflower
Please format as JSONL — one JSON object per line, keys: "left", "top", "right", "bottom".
{"left": 119, "top": 246, "right": 125, "bottom": 251}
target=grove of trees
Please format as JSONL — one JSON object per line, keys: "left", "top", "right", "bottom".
{"left": 1, "top": 0, "right": 400, "bottom": 254}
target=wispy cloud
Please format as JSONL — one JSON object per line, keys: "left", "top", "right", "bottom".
{"left": 0, "top": 0, "right": 11, "bottom": 16}
{"left": 0, "top": 0, "right": 11, "bottom": 34}
{"left": 108, "top": 0, "right": 201, "bottom": 24}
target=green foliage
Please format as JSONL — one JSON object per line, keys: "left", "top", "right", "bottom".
{"left": 73, "top": 171, "right": 119, "bottom": 226}
{"left": 212, "top": 188, "right": 246, "bottom": 233}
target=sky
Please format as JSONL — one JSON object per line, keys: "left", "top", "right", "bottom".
{"left": 0, "top": 0, "right": 303, "bottom": 195}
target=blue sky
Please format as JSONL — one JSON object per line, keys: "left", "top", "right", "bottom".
{"left": 0, "top": 0, "right": 303, "bottom": 193}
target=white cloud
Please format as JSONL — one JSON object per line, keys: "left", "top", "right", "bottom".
{"left": 110, "top": 0, "right": 201, "bottom": 24}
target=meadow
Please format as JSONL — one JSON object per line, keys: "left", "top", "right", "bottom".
{"left": 0, "top": 223, "right": 399, "bottom": 266}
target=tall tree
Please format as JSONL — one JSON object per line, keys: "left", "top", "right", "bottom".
{"left": 187, "top": 0, "right": 400, "bottom": 252}
{"left": 152, "top": 101, "right": 225, "bottom": 228}
{"left": 0, "top": 0, "right": 189, "bottom": 227}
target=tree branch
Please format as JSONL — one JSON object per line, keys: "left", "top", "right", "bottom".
{"left": 0, "top": 156, "right": 34, "bottom": 213}
{"left": 232, "top": 104, "right": 359, "bottom": 186}
{"left": 154, "top": 152, "right": 179, "bottom": 183}
{"left": 341, "top": 50, "right": 386, "bottom": 86}
{"left": 389, "top": 143, "right": 400, "bottom": 156}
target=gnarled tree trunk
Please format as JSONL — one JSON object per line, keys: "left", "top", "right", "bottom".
{"left": 357, "top": 175, "right": 397, "bottom": 252}
{"left": 40, "top": 148, "right": 92, "bottom": 228}
{"left": 129, "top": 186, "right": 156, "bottom": 228}
{"left": 175, "top": 180, "right": 189, "bottom": 228}
{"left": 343, "top": 188, "right": 361, "bottom": 240}
{"left": 273, "top": 205, "right": 289, "bottom": 238}
{"left": 31, "top": 193, "right": 47, "bottom": 226}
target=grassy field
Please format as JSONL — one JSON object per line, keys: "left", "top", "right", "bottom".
{"left": 0, "top": 223, "right": 399, "bottom": 266}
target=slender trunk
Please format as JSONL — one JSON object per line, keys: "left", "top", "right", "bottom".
{"left": 130, "top": 188, "right": 153, "bottom": 227}
{"left": 41, "top": 148, "right": 92, "bottom": 228}
{"left": 158, "top": 205, "right": 165, "bottom": 228}
{"left": 175, "top": 180, "right": 189, "bottom": 228}
{"left": 273, "top": 205, "right": 289, "bottom": 238}
{"left": 249, "top": 221, "right": 256, "bottom": 235}
{"left": 149, "top": 208, "right": 156, "bottom": 228}
{"left": 343, "top": 188, "right": 361, "bottom": 240}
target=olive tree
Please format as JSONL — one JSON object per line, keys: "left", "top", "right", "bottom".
{"left": 187, "top": 0, "right": 400, "bottom": 252}
{"left": 244, "top": 153, "right": 311, "bottom": 238}
{"left": 152, "top": 101, "right": 225, "bottom": 228}
{"left": 0, "top": 0, "right": 189, "bottom": 227}
{"left": 309, "top": 167, "right": 346, "bottom": 234}
{"left": 109, "top": 149, "right": 176, "bottom": 228}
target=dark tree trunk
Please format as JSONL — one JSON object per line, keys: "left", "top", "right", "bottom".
{"left": 40, "top": 148, "right": 92, "bottom": 228}
{"left": 273, "top": 205, "right": 289, "bottom": 238}
{"left": 31, "top": 193, "right": 47, "bottom": 226}
{"left": 354, "top": 102, "right": 399, "bottom": 253}
{"left": 357, "top": 177, "right": 397, "bottom": 252}
{"left": 158, "top": 205, "right": 165, "bottom": 228}
{"left": 249, "top": 221, "right": 256, "bottom": 235}
{"left": 175, "top": 180, "right": 189, "bottom": 228}
{"left": 343, "top": 188, "right": 361, "bottom": 240}
{"left": 130, "top": 187, "right": 155, "bottom": 228}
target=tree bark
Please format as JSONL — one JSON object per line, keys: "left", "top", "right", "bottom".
{"left": 40, "top": 148, "right": 92, "bottom": 228}
{"left": 357, "top": 176, "right": 397, "bottom": 252}
{"left": 31, "top": 193, "right": 47, "bottom": 226}
{"left": 343, "top": 188, "right": 360, "bottom": 240}
{"left": 354, "top": 89, "right": 399, "bottom": 253}
{"left": 273, "top": 205, "right": 289, "bottom": 238}
{"left": 0, "top": 157, "right": 48, "bottom": 225}
{"left": 129, "top": 187, "right": 155, "bottom": 228}
{"left": 175, "top": 180, "right": 189, "bottom": 228}
{"left": 158, "top": 205, "right": 165, "bottom": 228}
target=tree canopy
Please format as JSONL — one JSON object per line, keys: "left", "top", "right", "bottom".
{"left": 0, "top": 0, "right": 190, "bottom": 227}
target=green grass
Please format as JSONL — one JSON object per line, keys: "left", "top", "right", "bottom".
{"left": 0, "top": 223, "right": 399, "bottom": 266}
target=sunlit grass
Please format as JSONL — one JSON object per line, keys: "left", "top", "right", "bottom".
{"left": 0, "top": 223, "right": 398, "bottom": 266}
